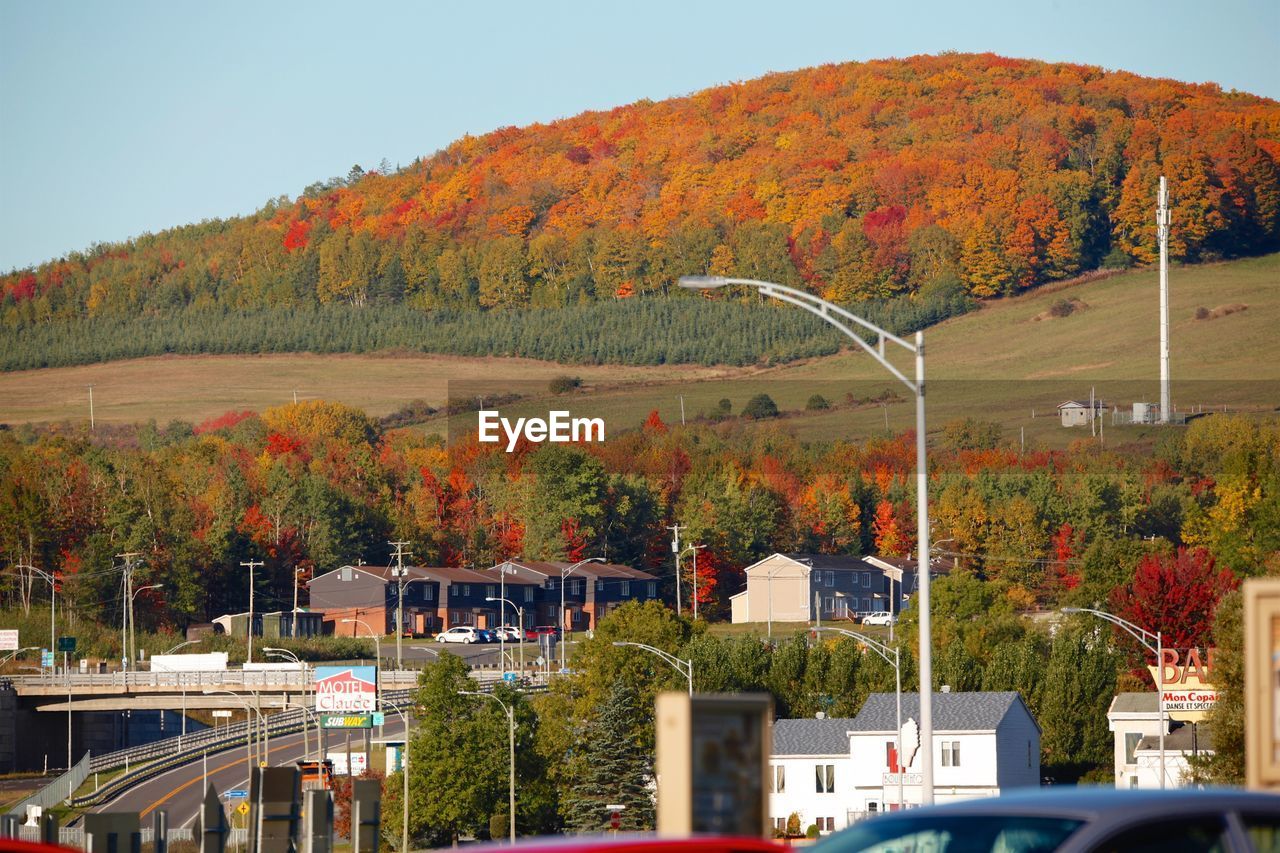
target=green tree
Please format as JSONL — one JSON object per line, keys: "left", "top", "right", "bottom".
{"left": 520, "top": 445, "right": 607, "bottom": 559}
{"left": 562, "top": 680, "right": 656, "bottom": 832}
{"left": 741, "top": 394, "right": 779, "bottom": 419}
{"left": 1038, "top": 622, "right": 1122, "bottom": 781}
{"left": 1189, "top": 589, "right": 1244, "bottom": 783}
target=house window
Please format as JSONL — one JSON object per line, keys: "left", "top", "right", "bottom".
{"left": 863, "top": 573, "right": 871, "bottom": 588}
{"left": 773, "top": 818, "right": 787, "bottom": 833}
{"left": 815, "top": 764, "right": 834, "bottom": 793}
{"left": 450, "top": 585, "right": 458, "bottom": 598}
{"left": 868, "top": 802, "right": 878, "bottom": 815}
{"left": 486, "top": 585, "right": 496, "bottom": 599}
{"left": 885, "top": 741, "right": 898, "bottom": 771}
{"left": 648, "top": 581, "right": 657, "bottom": 597}
{"left": 823, "top": 596, "right": 834, "bottom": 614}
{"left": 863, "top": 597, "right": 871, "bottom": 612}
{"left": 1129, "top": 774, "right": 1139, "bottom": 788}
{"left": 621, "top": 581, "right": 631, "bottom": 596}
{"left": 462, "top": 584, "right": 471, "bottom": 597}
{"left": 1124, "top": 732, "right": 1142, "bottom": 765}
{"left": 523, "top": 587, "right": 534, "bottom": 602}
{"left": 771, "top": 765, "right": 785, "bottom": 793}
{"left": 941, "top": 741, "right": 960, "bottom": 766}
{"left": 423, "top": 586, "right": 434, "bottom": 601}
{"left": 825, "top": 571, "right": 834, "bottom": 588}
{"left": 822, "top": 818, "right": 835, "bottom": 833}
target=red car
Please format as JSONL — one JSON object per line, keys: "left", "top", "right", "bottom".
{"left": 528, "top": 625, "right": 562, "bottom": 639}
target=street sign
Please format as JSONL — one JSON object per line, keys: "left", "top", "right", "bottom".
{"left": 212, "top": 710, "right": 233, "bottom": 718}
{"left": 320, "top": 713, "right": 373, "bottom": 729}
{"left": 41, "top": 650, "right": 53, "bottom": 667}
{"left": 0, "top": 630, "right": 17, "bottom": 651}
{"left": 610, "top": 812, "right": 620, "bottom": 830}
{"left": 236, "top": 802, "right": 249, "bottom": 817}
{"left": 371, "top": 712, "right": 385, "bottom": 726}
{"left": 57, "top": 637, "right": 76, "bottom": 653}
{"left": 227, "top": 789, "right": 248, "bottom": 799}
{"left": 502, "top": 672, "right": 517, "bottom": 683}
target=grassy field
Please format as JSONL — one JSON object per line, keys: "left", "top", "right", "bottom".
{"left": 1, "top": 254, "right": 1276, "bottom": 449}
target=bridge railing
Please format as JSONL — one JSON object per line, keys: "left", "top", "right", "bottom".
{"left": 4, "top": 751, "right": 91, "bottom": 818}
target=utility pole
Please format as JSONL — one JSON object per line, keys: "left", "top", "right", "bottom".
{"left": 389, "top": 540, "right": 412, "bottom": 669}
{"left": 117, "top": 552, "right": 141, "bottom": 670}
{"left": 240, "top": 560, "right": 263, "bottom": 663}
{"left": 1157, "top": 176, "right": 1172, "bottom": 424}
{"left": 667, "top": 525, "right": 684, "bottom": 615}
{"left": 87, "top": 385, "right": 95, "bottom": 431}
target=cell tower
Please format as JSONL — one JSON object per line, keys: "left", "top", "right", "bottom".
{"left": 1157, "top": 176, "right": 1172, "bottom": 424}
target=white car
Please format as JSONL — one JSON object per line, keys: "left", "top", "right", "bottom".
{"left": 436, "top": 626, "right": 481, "bottom": 644}
{"left": 862, "top": 612, "right": 897, "bottom": 626}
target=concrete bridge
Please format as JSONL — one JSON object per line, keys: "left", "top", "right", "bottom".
{"left": 6, "top": 669, "right": 421, "bottom": 711}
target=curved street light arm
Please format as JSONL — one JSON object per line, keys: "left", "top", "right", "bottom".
{"left": 1063, "top": 607, "right": 1158, "bottom": 655}
{"left": 811, "top": 626, "right": 898, "bottom": 668}
{"left": 679, "top": 276, "right": 920, "bottom": 393}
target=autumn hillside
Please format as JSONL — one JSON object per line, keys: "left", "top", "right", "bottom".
{"left": 3, "top": 53, "right": 1278, "bottom": 365}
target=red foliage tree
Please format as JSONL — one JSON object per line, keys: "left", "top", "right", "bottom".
{"left": 1109, "top": 547, "right": 1238, "bottom": 654}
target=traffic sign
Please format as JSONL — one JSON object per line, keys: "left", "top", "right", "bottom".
{"left": 502, "top": 672, "right": 517, "bottom": 683}
{"left": 57, "top": 636, "right": 76, "bottom": 653}
{"left": 0, "top": 630, "right": 17, "bottom": 651}
{"left": 236, "top": 802, "right": 249, "bottom": 816}
{"left": 227, "top": 789, "right": 248, "bottom": 799}
{"left": 610, "top": 811, "right": 620, "bottom": 830}
{"left": 371, "top": 712, "right": 385, "bottom": 726}
{"left": 41, "top": 650, "right": 53, "bottom": 667}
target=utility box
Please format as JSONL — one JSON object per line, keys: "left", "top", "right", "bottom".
{"left": 655, "top": 692, "right": 772, "bottom": 839}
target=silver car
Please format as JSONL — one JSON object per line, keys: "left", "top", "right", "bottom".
{"left": 810, "top": 788, "right": 1280, "bottom": 852}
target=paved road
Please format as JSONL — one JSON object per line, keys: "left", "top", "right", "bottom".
{"left": 404, "top": 638, "right": 576, "bottom": 670}
{"left": 89, "top": 717, "right": 408, "bottom": 827}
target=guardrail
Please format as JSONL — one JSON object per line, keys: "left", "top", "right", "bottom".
{"left": 10, "top": 669, "right": 423, "bottom": 691}
{"left": 4, "top": 751, "right": 91, "bottom": 818}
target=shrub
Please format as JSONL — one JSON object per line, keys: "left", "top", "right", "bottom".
{"left": 741, "top": 394, "right": 779, "bottom": 419}
{"left": 717, "top": 398, "right": 732, "bottom": 414}
{"left": 1195, "top": 306, "right": 1211, "bottom": 320}
{"left": 549, "top": 375, "right": 582, "bottom": 395}
{"left": 806, "top": 824, "right": 821, "bottom": 839}
{"left": 806, "top": 394, "right": 830, "bottom": 411}
{"left": 1048, "top": 299, "right": 1075, "bottom": 318}
{"left": 1102, "top": 246, "right": 1131, "bottom": 269}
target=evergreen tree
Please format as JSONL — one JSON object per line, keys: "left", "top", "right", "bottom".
{"left": 562, "top": 680, "right": 656, "bottom": 832}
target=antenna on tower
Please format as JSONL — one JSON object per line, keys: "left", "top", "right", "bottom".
{"left": 1157, "top": 176, "right": 1172, "bottom": 424}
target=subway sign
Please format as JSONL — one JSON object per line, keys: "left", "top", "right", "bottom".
{"left": 320, "top": 713, "right": 374, "bottom": 729}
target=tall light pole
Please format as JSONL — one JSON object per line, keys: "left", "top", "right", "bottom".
{"left": 487, "top": 596, "right": 526, "bottom": 674}
{"left": 17, "top": 564, "right": 56, "bottom": 665}
{"left": 380, "top": 698, "right": 414, "bottom": 853}
{"left": 342, "top": 618, "right": 382, "bottom": 714}
{"left": 205, "top": 688, "right": 265, "bottom": 768}
{"left": 612, "top": 641, "right": 693, "bottom": 697}
{"left": 459, "top": 691, "right": 516, "bottom": 843}
{"left": 264, "top": 647, "right": 310, "bottom": 759}
{"left": 679, "top": 545, "right": 705, "bottom": 620}
{"left": 667, "top": 525, "right": 684, "bottom": 615}
{"left": 240, "top": 559, "right": 263, "bottom": 663}
{"left": 129, "top": 583, "right": 163, "bottom": 670}
{"left": 560, "top": 557, "right": 604, "bottom": 672}
{"left": 117, "top": 552, "right": 142, "bottom": 671}
{"left": 1064, "top": 606, "right": 1166, "bottom": 788}
{"left": 680, "top": 273, "right": 934, "bottom": 801}
{"left": 292, "top": 567, "right": 308, "bottom": 638}
{"left": 813, "top": 627, "right": 902, "bottom": 809}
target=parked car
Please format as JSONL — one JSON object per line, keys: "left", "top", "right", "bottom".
{"left": 810, "top": 787, "right": 1280, "bottom": 853}
{"left": 529, "top": 625, "right": 562, "bottom": 639}
{"left": 495, "top": 625, "right": 527, "bottom": 642}
{"left": 436, "top": 626, "right": 482, "bottom": 644}
{"left": 461, "top": 836, "right": 785, "bottom": 852}
{"left": 861, "top": 611, "right": 897, "bottom": 626}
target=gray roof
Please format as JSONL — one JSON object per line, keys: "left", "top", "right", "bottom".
{"left": 851, "top": 691, "right": 1033, "bottom": 733}
{"left": 772, "top": 717, "right": 857, "bottom": 756}
{"left": 781, "top": 553, "right": 874, "bottom": 572}
{"left": 1109, "top": 692, "right": 1160, "bottom": 714}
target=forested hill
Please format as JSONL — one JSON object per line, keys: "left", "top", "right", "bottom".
{"left": 3, "top": 53, "right": 1278, "bottom": 361}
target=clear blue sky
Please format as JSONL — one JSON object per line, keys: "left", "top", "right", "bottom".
{"left": 2, "top": 0, "right": 1277, "bottom": 272}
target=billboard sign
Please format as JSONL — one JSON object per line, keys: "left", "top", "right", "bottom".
{"left": 314, "top": 665, "right": 377, "bottom": 713}
{"left": 320, "top": 713, "right": 373, "bottom": 729}
{"left": 0, "top": 630, "right": 17, "bottom": 651}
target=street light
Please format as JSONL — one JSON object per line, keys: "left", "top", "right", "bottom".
{"left": 486, "top": 596, "right": 526, "bottom": 674}
{"left": 205, "top": 688, "right": 267, "bottom": 768}
{"left": 459, "top": 691, "right": 516, "bottom": 843}
{"left": 129, "top": 583, "right": 163, "bottom": 669}
{"left": 680, "top": 273, "right": 935, "bottom": 802}
{"left": 17, "top": 565, "right": 56, "bottom": 664}
{"left": 342, "top": 618, "right": 383, "bottom": 717}
{"left": 812, "top": 626, "right": 903, "bottom": 810}
{"left": 560, "top": 557, "right": 605, "bottom": 672}
{"left": 612, "top": 641, "right": 693, "bottom": 697}
{"left": 264, "top": 646, "right": 311, "bottom": 761}
{"left": 380, "top": 697, "right": 415, "bottom": 853}
{"left": 679, "top": 545, "right": 705, "bottom": 620}
{"left": 1064, "top": 606, "right": 1166, "bottom": 788}
{"left": 0, "top": 647, "right": 38, "bottom": 667}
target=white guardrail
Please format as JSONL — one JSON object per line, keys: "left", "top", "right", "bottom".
{"left": 9, "top": 669, "right": 422, "bottom": 690}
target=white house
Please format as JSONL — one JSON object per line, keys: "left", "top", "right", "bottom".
{"left": 730, "top": 553, "right": 943, "bottom": 626}
{"left": 769, "top": 691, "right": 1040, "bottom": 836}
{"left": 1106, "top": 692, "right": 1213, "bottom": 788}
{"left": 1058, "top": 399, "right": 1105, "bottom": 427}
